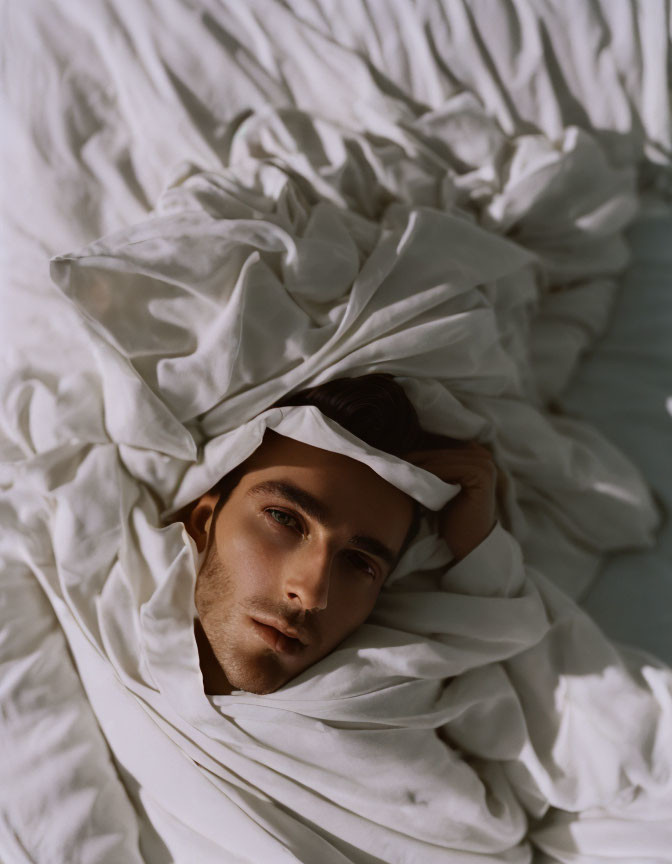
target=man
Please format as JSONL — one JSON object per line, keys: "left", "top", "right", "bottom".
{"left": 185, "top": 374, "right": 499, "bottom": 695}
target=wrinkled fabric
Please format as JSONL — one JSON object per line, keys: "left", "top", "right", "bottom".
{"left": 1, "top": 2, "right": 672, "bottom": 863}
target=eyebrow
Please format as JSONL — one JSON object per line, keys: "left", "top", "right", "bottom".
{"left": 246, "top": 479, "right": 399, "bottom": 568}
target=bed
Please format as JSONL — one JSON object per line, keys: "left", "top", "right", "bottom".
{"left": 1, "top": 2, "right": 672, "bottom": 862}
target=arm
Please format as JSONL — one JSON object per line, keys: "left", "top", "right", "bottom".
{"left": 404, "top": 440, "right": 500, "bottom": 562}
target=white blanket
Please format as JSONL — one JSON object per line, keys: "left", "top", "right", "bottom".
{"left": 1, "top": 2, "right": 672, "bottom": 862}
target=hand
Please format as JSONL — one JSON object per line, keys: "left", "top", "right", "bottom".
{"left": 404, "top": 442, "right": 498, "bottom": 562}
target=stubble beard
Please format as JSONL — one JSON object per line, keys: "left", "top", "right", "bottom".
{"left": 195, "top": 545, "right": 286, "bottom": 695}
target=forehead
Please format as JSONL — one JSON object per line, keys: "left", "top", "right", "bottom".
{"left": 238, "top": 432, "right": 414, "bottom": 523}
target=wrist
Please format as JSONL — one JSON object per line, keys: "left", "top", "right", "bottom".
{"left": 444, "top": 517, "right": 498, "bottom": 563}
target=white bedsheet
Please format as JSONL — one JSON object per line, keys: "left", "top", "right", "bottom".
{"left": 1, "top": 2, "right": 672, "bottom": 862}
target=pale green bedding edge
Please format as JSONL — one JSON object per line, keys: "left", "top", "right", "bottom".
{"left": 562, "top": 209, "right": 672, "bottom": 663}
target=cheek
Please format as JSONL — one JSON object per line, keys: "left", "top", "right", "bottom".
{"left": 214, "top": 515, "right": 280, "bottom": 599}
{"left": 194, "top": 549, "right": 231, "bottom": 623}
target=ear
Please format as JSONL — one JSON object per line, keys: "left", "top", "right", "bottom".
{"left": 184, "top": 489, "right": 220, "bottom": 553}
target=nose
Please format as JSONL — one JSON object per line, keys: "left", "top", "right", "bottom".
{"left": 283, "top": 543, "right": 332, "bottom": 612}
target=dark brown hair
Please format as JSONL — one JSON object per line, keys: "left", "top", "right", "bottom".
{"left": 273, "top": 373, "right": 456, "bottom": 455}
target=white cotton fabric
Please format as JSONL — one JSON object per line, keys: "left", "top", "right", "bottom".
{"left": 1, "top": 2, "right": 672, "bottom": 863}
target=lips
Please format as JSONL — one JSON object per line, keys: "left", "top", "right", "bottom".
{"left": 250, "top": 617, "right": 308, "bottom": 655}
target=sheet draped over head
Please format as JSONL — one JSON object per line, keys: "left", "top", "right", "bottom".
{"left": 2, "top": 2, "right": 672, "bottom": 862}
{"left": 165, "top": 404, "right": 461, "bottom": 517}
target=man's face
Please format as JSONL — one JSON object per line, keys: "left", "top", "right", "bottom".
{"left": 189, "top": 431, "right": 414, "bottom": 695}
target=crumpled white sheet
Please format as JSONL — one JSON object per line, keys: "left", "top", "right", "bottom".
{"left": 1, "top": 2, "right": 672, "bottom": 863}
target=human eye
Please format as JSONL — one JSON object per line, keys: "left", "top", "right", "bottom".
{"left": 266, "top": 508, "right": 302, "bottom": 533}
{"left": 344, "top": 550, "right": 377, "bottom": 578}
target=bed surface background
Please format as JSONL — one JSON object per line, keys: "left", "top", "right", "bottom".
{"left": 562, "top": 207, "right": 672, "bottom": 663}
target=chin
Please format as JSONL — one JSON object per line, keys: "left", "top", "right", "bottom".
{"left": 230, "top": 673, "right": 286, "bottom": 695}
{"left": 224, "top": 656, "right": 289, "bottom": 695}
{"left": 239, "top": 681, "right": 282, "bottom": 695}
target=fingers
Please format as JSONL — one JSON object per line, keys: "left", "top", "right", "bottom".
{"left": 405, "top": 442, "right": 493, "bottom": 460}
{"left": 405, "top": 445, "right": 495, "bottom": 471}
{"left": 404, "top": 443, "right": 498, "bottom": 487}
